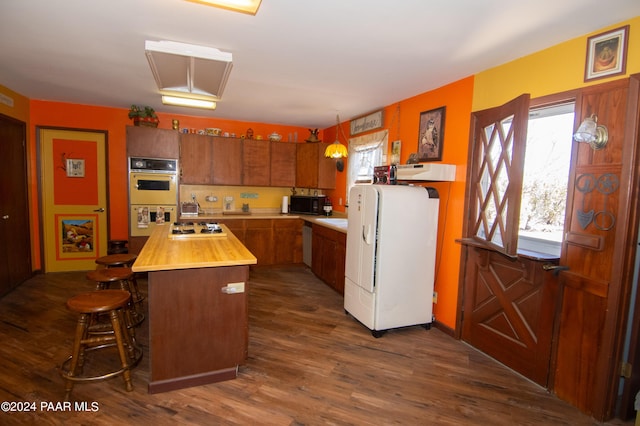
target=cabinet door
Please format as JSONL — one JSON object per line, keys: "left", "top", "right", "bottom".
{"left": 213, "top": 138, "right": 242, "bottom": 185}
{"left": 317, "top": 143, "right": 336, "bottom": 189}
{"left": 180, "top": 134, "right": 214, "bottom": 184}
{"left": 334, "top": 232, "right": 346, "bottom": 295}
{"left": 218, "top": 219, "right": 245, "bottom": 242}
{"left": 270, "top": 142, "right": 296, "bottom": 187}
{"left": 273, "top": 219, "right": 302, "bottom": 264}
{"left": 296, "top": 143, "right": 336, "bottom": 189}
{"left": 242, "top": 139, "right": 270, "bottom": 186}
{"left": 127, "top": 126, "right": 180, "bottom": 159}
{"left": 296, "top": 143, "right": 319, "bottom": 188}
{"left": 244, "top": 220, "right": 273, "bottom": 265}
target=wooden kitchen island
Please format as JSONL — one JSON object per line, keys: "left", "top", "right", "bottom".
{"left": 132, "top": 223, "right": 257, "bottom": 394}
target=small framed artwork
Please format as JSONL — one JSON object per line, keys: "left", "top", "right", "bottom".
{"left": 418, "top": 106, "right": 445, "bottom": 161}
{"left": 584, "top": 25, "right": 629, "bottom": 82}
{"left": 66, "top": 159, "right": 85, "bottom": 177}
{"left": 390, "top": 140, "right": 401, "bottom": 165}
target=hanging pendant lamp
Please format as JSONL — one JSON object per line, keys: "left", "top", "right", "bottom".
{"left": 325, "top": 114, "right": 348, "bottom": 171}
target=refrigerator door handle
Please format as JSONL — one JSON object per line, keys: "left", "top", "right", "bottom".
{"left": 363, "top": 225, "right": 373, "bottom": 245}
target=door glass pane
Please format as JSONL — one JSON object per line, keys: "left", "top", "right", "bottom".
{"left": 518, "top": 103, "right": 574, "bottom": 255}
{"left": 474, "top": 114, "right": 515, "bottom": 250}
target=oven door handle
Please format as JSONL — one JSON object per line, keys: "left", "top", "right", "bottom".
{"left": 93, "top": 207, "right": 105, "bottom": 212}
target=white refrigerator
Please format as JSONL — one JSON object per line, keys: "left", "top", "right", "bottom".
{"left": 344, "top": 184, "right": 439, "bottom": 337}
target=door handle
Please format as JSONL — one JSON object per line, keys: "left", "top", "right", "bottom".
{"left": 2, "top": 215, "right": 8, "bottom": 220}
{"left": 542, "top": 264, "right": 569, "bottom": 275}
{"left": 93, "top": 208, "right": 105, "bottom": 212}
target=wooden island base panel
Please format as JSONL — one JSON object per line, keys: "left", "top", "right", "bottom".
{"left": 132, "top": 224, "right": 256, "bottom": 394}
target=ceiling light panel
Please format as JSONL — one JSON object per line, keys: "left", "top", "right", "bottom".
{"left": 145, "top": 40, "right": 233, "bottom": 100}
{"left": 186, "top": 0, "right": 262, "bottom": 15}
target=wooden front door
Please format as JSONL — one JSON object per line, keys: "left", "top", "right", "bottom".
{"left": 39, "top": 128, "right": 108, "bottom": 272}
{"left": 460, "top": 77, "right": 640, "bottom": 420}
{"left": 459, "top": 93, "right": 562, "bottom": 386}
{"left": 0, "top": 114, "right": 31, "bottom": 295}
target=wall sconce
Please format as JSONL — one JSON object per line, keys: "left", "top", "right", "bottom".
{"left": 324, "top": 114, "right": 349, "bottom": 172}
{"left": 573, "top": 114, "right": 608, "bottom": 150}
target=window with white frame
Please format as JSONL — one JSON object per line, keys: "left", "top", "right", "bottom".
{"left": 346, "top": 130, "right": 388, "bottom": 202}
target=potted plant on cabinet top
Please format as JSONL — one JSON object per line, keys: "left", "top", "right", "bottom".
{"left": 128, "top": 105, "right": 159, "bottom": 127}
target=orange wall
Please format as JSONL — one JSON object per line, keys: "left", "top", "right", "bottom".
{"left": 28, "top": 100, "right": 312, "bottom": 269}
{"left": 323, "top": 77, "right": 474, "bottom": 330}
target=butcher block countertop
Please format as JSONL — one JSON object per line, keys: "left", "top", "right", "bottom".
{"left": 132, "top": 223, "right": 257, "bottom": 273}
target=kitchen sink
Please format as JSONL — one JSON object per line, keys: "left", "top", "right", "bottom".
{"left": 315, "top": 218, "right": 348, "bottom": 229}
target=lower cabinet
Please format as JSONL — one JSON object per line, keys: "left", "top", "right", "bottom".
{"left": 216, "top": 218, "right": 303, "bottom": 266}
{"left": 311, "top": 224, "right": 346, "bottom": 295}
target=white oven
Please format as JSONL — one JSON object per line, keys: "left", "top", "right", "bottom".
{"left": 128, "top": 157, "right": 178, "bottom": 237}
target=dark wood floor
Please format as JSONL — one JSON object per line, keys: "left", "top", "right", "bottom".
{"left": 0, "top": 264, "right": 633, "bottom": 425}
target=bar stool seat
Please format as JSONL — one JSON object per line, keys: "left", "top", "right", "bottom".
{"left": 60, "top": 290, "right": 142, "bottom": 399}
{"left": 86, "top": 268, "right": 144, "bottom": 327}
{"left": 95, "top": 253, "right": 137, "bottom": 268}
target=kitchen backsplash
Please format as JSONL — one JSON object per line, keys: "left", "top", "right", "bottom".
{"left": 180, "top": 185, "right": 324, "bottom": 214}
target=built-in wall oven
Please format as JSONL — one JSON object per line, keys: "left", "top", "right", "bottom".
{"left": 129, "top": 157, "right": 178, "bottom": 237}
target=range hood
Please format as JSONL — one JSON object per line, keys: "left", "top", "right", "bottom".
{"left": 396, "top": 163, "right": 456, "bottom": 182}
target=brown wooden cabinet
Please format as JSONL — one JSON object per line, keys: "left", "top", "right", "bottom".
{"left": 179, "top": 133, "right": 214, "bottom": 184}
{"left": 311, "top": 224, "right": 346, "bottom": 294}
{"left": 147, "top": 265, "right": 249, "bottom": 393}
{"left": 274, "top": 219, "right": 303, "bottom": 264}
{"left": 242, "top": 139, "right": 271, "bottom": 186}
{"left": 244, "top": 219, "right": 274, "bottom": 265}
{"left": 296, "top": 142, "right": 336, "bottom": 189}
{"left": 214, "top": 218, "right": 303, "bottom": 266}
{"left": 213, "top": 137, "right": 243, "bottom": 185}
{"left": 270, "top": 142, "right": 297, "bottom": 187}
{"left": 127, "top": 125, "right": 180, "bottom": 159}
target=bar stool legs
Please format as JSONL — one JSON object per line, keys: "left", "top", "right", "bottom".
{"left": 86, "top": 268, "right": 145, "bottom": 328}
{"left": 60, "top": 290, "right": 142, "bottom": 399}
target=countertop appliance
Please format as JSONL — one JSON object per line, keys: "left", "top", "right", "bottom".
{"left": 289, "top": 195, "right": 326, "bottom": 215}
{"left": 344, "top": 184, "right": 439, "bottom": 337}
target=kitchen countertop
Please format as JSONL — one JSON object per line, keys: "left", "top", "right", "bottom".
{"left": 181, "top": 212, "right": 348, "bottom": 233}
{"left": 132, "top": 223, "right": 257, "bottom": 273}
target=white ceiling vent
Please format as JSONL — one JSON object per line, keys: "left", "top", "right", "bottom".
{"left": 145, "top": 40, "right": 233, "bottom": 101}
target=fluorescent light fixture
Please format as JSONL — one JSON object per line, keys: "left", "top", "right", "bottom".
{"left": 145, "top": 40, "right": 233, "bottom": 100}
{"left": 186, "top": 0, "right": 262, "bottom": 15}
{"left": 162, "top": 95, "right": 216, "bottom": 110}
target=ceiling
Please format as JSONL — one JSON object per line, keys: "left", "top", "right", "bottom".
{"left": 1, "top": 0, "right": 639, "bottom": 129}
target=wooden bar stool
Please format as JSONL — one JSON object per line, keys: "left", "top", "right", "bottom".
{"left": 86, "top": 268, "right": 144, "bottom": 327}
{"left": 95, "top": 253, "right": 137, "bottom": 268}
{"left": 95, "top": 254, "right": 143, "bottom": 307}
{"left": 60, "top": 290, "right": 142, "bottom": 399}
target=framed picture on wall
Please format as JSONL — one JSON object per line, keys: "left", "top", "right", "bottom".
{"left": 418, "top": 106, "right": 445, "bottom": 161}
{"left": 584, "top": 25, "right": 629, "bottom": 82}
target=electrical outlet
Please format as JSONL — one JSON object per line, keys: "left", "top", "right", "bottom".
{"left": 433, "top": 291, "right": 438, "bottom": 304}
{"left": 205, "top": 195, "right": 218, "bottom": 202}
{"left": 221, "top": 282, "right": 245, "bottom": 294}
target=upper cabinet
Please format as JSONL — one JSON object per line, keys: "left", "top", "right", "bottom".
{"left": 296, "top": 142, "right": 336, "bottom": 189}
{"left": 177, "top": 133, "right": 334, "bottom": 189}
{"left": 180, "top": 133, "right": 214, "bottom": 184}
{"left": 242, "top": 139, "right": 271, "bottom": 186}
{"left": 270, "top": 142, "right": 297, "bottom": 187}
{"left": 127, "top": 126, "right": 180, "bottom": 159}
{"left": 212, "top": 137, "right": 243, "bottom": 185}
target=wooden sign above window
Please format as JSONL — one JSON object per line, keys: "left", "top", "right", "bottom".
{"left": 350, "top": 109, "right": 384, "bottom": 136}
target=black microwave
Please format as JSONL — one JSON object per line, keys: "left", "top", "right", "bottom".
{"left": 290, "top": 195, "right": 326, "bottom": 215}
